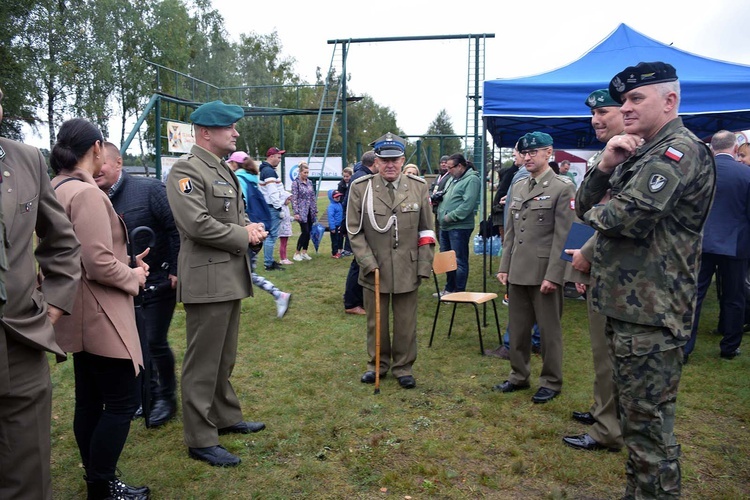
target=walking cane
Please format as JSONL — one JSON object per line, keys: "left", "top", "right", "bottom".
{"left": 374, "top": 268, "right": 381, "bottom": 395}
{"left": 129, "top": 226, "right": 156, "bottom": 426}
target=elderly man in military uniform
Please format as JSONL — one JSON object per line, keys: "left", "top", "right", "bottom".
{"left": 494, "top": 131, "right": 576, "bottom": 404}
{"left": 347, "top": 133, "right": 436, "bottom": 389}
{"left": 166, "top": 100, "right": 268, "bottom": 467}
{"left": 0, "top": 87, "right": 82, "bottom": 499}
{"left": 562, "top": 89, "right": 625, "bottom": 453}
{"left": 576, "top": 62, "right": 715, "bottom": 498}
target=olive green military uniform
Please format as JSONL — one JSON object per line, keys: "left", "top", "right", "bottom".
{"left": 576, "top": 117, "right": 715, "bottom": 498}
{"left": 166, "top": 144, "right": 257, "bottom": 449}
{"left": 499, "top": 167, "right": 575, "bottom": 391}
{"left": 346, "top": 173, "right": 434, "bottom": 377}
{"left": 566, "top": 232, "right": 622, "bottom": 448}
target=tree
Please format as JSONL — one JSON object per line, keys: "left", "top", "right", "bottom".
{"left": 421, "top": 109, "right": 462, "bottom": 173}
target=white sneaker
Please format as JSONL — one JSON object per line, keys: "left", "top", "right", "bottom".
{"left": 280, "top": 259, "right": 294, "bottom": 265}
{"left": 301, "top": 253, "right": 312, "bottom": 260}
{"left": 276, "top": 292, "right": 291, "bottom": 319}
{"left": 293, "top": 254, "right": 304, "bottom": 261}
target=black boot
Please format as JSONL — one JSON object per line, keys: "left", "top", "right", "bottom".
{"left": 148, "top": 397, "right": 177, "bottom": 428}
{"left": 108, "top": 477, "right": 150, "bottom": 499}
{"left": 86, "top": 479, "right": 112, "bottom": 500}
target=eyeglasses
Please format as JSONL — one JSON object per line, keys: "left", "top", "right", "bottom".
{"left": 520, "top": 148, "right": 548, "bottom": 157}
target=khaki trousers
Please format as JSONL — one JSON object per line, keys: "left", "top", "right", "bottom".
{"left": 182, "top": 300, "right": 244, "bottom": 448}
{"left": 0, "top": 333, "right": 53, "bottom": 500}
{"left": 363, "top": 288, "right": 418, "bottom": 378}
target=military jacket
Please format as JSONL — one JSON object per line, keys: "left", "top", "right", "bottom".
{"left": 575, "top": 118, "right": 716, "bottom": 340}
{"left": 499, "top": 167, "right": 576, "bottom": 286}
{"left": 166, "top": 145, "right": 254, "bottom": 304}
{"left": 346, "top": 173, "right": 434, "bottom": 294}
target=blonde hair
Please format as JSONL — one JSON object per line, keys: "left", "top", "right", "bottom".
{"left": 403, "top": 163, "right": 419, "bottom": 176}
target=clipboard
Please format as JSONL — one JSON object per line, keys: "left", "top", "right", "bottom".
{"left": 560, "top": 222, "right": 596, "bottom": 262}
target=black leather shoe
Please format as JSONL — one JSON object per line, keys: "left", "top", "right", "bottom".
{"left": 720, "top": 348, "right": 740, "bottom": 360}
{"left": 109, "top": 477, "right": 151, "bottom": 498}
{"left": 188, "top": 445, "right": 241, "bottom": 467}
{"left": 360, "top": 371, "right": 387, "bottom": 384}
{"left": 397, "top": 375, "right": 416, "bottom": 389}
{"left": 572, "top": 411, "right": 596, "bottom": 425}
{"left": 218, "top": 421, "right": 266, "bottom": 435}
{"left": 531, "top": 344, "right": 541, "bottom": 355}
{"left": 562, "top": 433, "right": 620, "bottom": 452}
{"left": 132, "top": 405, "right": 143, "bottom": 420}
{"left": 532, "top": 387, "right": 560, "bottom": 404}
{"left": 492, "top": 380, "right": 530, "bottom": 393}
{"left": 148, "top": 398, "right": 177, "bottom": 428}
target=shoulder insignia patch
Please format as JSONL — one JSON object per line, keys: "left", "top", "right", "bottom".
{"left": 179, "top": 177, "right": 193, "bottom": 194}
{"left": 648, "top": 173, "right": 668, "bottom": 193}
{"left": 570, "top": 198, "right": 575, "bottom": 210}
{"left": 664, "top": 147, "right": 684, "bottom": 162}
{"left": 406, "top": 174, "right": 426, "bottom": 184}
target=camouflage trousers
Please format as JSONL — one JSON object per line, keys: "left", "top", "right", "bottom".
{"left": 606, "top": 318, "right": 685, "bottom": 499}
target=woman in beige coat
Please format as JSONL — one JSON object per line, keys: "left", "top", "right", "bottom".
{"left": 50, "top": 118, "right": 150, "bottom": 500}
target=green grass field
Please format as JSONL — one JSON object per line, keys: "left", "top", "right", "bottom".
{"left": 48, "top": 222, "right": 749, "bottom": 499}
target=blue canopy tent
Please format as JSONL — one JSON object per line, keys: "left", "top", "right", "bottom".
{"left": 483, "top": 23, "right": 750, "bottom": 149}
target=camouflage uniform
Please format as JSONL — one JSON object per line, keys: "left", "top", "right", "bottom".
{"left": 576, "top": 117, "right": 716, "bottom": 498}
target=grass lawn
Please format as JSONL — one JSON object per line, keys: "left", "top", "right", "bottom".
{"left": 48, "top": 224, "right": 749, "bottom": 498}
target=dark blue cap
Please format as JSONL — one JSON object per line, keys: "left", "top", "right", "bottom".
{"left": 369, "top": 132, "right": 406, "bottom": 158}
{"left": 609, "top": 61, "right": 678, "bottom": 103}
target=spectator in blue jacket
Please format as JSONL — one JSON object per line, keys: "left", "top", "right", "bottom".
{"left": 230, "top": 152, "right": 291, "bottom": 319}
{"left": 327, "top": 189, "right": 344, "bottom": 258}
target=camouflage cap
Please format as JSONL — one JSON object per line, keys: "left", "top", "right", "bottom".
{"left": 190, "top": 100, "right": 244, "bottom": 127}
{"left": 518, "top": 132, "right": 553, "bottom": 151}
{"left": 609, "top": 61, "right": 678, "bottom": 103}
{"left": 585, "top": 89, "right": 621, "bottom": 109}
{"left": 369, "top": 132, "right": 406, "bottom": 158}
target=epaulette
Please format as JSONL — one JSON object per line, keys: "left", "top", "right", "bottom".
{"left": 555, "top": 175, "right": 573, "bottom": 184}
{"left": 511, "top": 176, "right": 527, "bottom": 186}
{"left": 352, "top": 174, "right": 373, "bottom": 185}
{"left": 405, "top": 174, "right": 426, "bottom": 184}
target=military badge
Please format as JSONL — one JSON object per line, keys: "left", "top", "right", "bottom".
{"left": 569, "top": 198, "right": 575, "bottom": 210}
{"left": 648, "top": 174, "right": 668, "bottom": 193}
{"left": 179, "top": 177, "right": 193, "bottom": 194}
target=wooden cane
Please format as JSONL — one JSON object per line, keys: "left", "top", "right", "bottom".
{"left": 374, "top": 268, "right": 381, "bottom": 395}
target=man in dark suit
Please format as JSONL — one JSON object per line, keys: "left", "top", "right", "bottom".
{"left": 166, "top": 100, "right": 267, "bottom": 467}
{"left": 684, "top": 129, "right": 750, "bottom": 361}
{"left": 98, "top": 142, "right": 181, "bottom": 427}
{"left": 0, "top": 87, "right": 82, "bottom": 499}
{"left": 343, "top": 151, "right": 378, "bottom": 315}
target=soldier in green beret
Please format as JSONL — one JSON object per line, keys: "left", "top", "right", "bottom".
{"left": 166, "top": 100, "right": 268, "bottom": 467}
{"left": 494, "top": 131, "right": 576, "bottom": 404}
{"left": 576, "top": 62, "right": 716, "bottom": 497}
{"left": 562, "top": 89, "right": 624, "bottom": 453}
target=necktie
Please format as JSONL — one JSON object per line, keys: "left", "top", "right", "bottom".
{"left": 386, "top": 182, "right": 395, "bottom": 202}
{"left": 528, "top": 178, "right": 536, "bottom": 192}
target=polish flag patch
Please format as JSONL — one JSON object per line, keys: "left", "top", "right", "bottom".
{"left": 570, "top": 198, "right": 576, "bottom": 210}
{"left": 664, "top": 147, "right": 684, "bottom": 162}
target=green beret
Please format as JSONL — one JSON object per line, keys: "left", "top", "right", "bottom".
{"left": 369, "top": 132, "right": 406, "bottom": 158}
{"left": 585, "top": 89, "right": 621, "bottom": 109}
{"left": 609, "top": 61, "right": 678, "bottom": 103}
{"left": 518, "top": 132, "right": 553, "bottom": 151}
{"left": 190, "top": 100, "right": 244, "bottom": 127}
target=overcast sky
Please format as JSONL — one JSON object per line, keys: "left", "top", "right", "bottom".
{"left": 21, "top": 0, "right": 750, "bottom": 150}
{"left": 211, "top": 0, "right": 750, "bottom": 141}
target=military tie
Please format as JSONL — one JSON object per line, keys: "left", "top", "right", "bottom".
{"left": 386, "top": 182, "right": 395, "bottom": 202}
{"left": 528, "top": 178, "right": 536, "bottom": 192}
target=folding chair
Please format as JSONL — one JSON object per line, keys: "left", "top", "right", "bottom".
{"left": 428, "top": 250, "right": 502, "bottom": 355}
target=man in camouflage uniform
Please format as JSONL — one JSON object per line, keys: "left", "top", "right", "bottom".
{"left": 576, "top": 62, "right": 716, "bottom": 498}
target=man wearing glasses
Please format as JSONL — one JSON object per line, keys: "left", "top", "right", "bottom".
{"left": 494, "top": 132, "right": 576, "bottom": 404}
